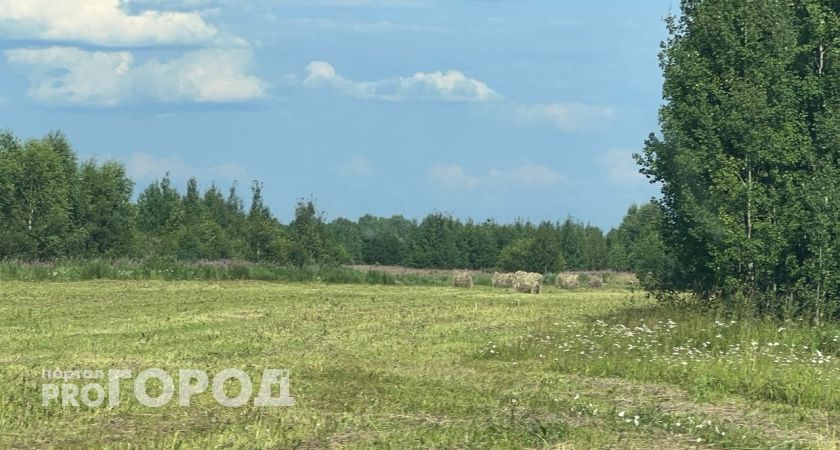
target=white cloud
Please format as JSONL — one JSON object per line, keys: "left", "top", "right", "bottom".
{"left": 428, "top": 162, "right": 565, "bottom": 191}
{"left": 516, "top": 103, "right": 615, "bottom": 132}
{"left": 601, "top": 149, "right": 646, "bottom": 185}
{"left": 336, "top": 156, "right": 374, "bottom": 178}
{"left": 0, "top": 0, "right": 221, "bottom": 47}
{"left": 303, "top": 61, "right": 497, "bottom": 103}
{"left": 127, "top": 152, "right": 246, "bottom": 182}
{"left": 5, "top": 47, "right": 266, "bottom": 105}
{"left": 137, "top": 49, "right": 267, "bottom": 103}
{"left": 5, "top": 47, "right": 133, "bottom": 106}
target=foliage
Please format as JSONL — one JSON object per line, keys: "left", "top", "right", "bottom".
{"left": 637, "top": 0, "right": 840, "bottom": 320}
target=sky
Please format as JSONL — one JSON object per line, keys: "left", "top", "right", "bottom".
{"left": 0, "top": 0, "right": 674, "bottom": 230}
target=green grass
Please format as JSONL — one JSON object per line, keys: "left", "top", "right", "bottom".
{"left": 0, "top": 281, "right": 837, "bottom": 448}
{"left": 485, "top": 304, "right": 840, "bottom": 409}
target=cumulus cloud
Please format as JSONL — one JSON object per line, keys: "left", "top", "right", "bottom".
{"left": 127, "top": 152, "right": 246, "bottom": 182}
{"left": 303, "top": 61, "right": 497, "bottom": 103}
{"left": 137, "top": 49, "right": 267, "bottom": 103}
{"left": 0, "top": 0, "right": 222, "bottom": 47}
{"left": 5, "top": 47, "right": 266, "bottom": 105}
{"left": 601, "top": 149, "right": 646, "bottom": 185}
{"left": 428, "top": 162, "right": 565, "bottom": 191}
{"left": 516, "top": 102, "right": 615, "bottom": 132}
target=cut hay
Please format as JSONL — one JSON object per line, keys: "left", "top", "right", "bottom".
{"left": 513, "top": 271, "right": 543, "bottom": 294}
{"left": 452, "top": 271, "right": 474, "bottom": 288}
{"left": 556, "top": 273, "right": 579, "bottom": 289}
{"left": 588, "top": 274, "right": 604, "bottom": 289}
{"left": 492, "top": 272, "right": 515, "bottom": 288}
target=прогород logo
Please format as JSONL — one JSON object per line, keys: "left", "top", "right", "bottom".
{"left": 41, "top": 368, "right": 294, "bottom": 408}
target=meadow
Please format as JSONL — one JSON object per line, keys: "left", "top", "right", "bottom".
{"left": 1, "top": 281, "right": 839, "bottom": 449}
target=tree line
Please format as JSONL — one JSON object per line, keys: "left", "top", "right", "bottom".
{"left": 0, "top": 130, "right": 662, "bottom": 273}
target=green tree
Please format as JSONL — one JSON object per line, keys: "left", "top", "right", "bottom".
{"left": 0, "top": 132, "right": 25, "bottom": 257}
{"left": 11, "top": 138, "right": 74, "bottom": 258}
{"left": 529, "top": 221, "right": 565, "bottom": 273}
{"left": 73, "top": 160, "right": 135, "bottom": 256}
{"left": 327, "top": 217, "right": 363, "bottom": 264}
{"left": 637, "top": 0, "right": 840, "bottom": 319}
{"left": 135, "top": 174, "right": 183, "bottom": 255}
{"left": 558, "top": 218, "right": 584, "bottom": 269}
{"left": 289, "top": 199, "right": 327, "bottom": 266}
{"left": 497, "top": 238, "right": 535, "bottom": 272}
{"left": 410, "top": 213, "right": 462, "bottom": 268}
{"left": 246, "top": 181, "right": 285, "bottom": 262}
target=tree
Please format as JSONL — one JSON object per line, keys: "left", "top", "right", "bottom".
{"left": 607, "top": 203, "right": 668, "bottom": 280}
{"left": 637, "top": 0, "right": 840, "bottom": 319}
{"left": 462, "top": 220, "right": 500, "bottom": 269}
{"left": 498, "top": 238, "right": 535, "bottom": 272}
{"left": 73, "top": 160, "right": 135, "bottom": 256}
{"left": 326, "top": 217, "right": 363, "bottom": 264}
{"left": 135, "top": 174, "right": 183, "bottom": 255}
{"left": 529, "top": 222, "right": 565, "bottom": 273}
{"left": 0, "top": 132, "right": 25, "bottom": 257}
{"left": 558, "top": 218, "right": 584, "bottom": 270}
{"left": 246, "top": 181, "right": 285, "bottom": 262}
{"left": 410, "top": 213, "right": 462, "bottom": 268}
{"left": 11, "top": 138, "right": 74, "bottom": 258}
{"left": 289, "top": 198, "right": 327, "bottom": 266}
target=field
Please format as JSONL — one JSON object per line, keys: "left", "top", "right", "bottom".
{"left": 1, "top": 281, "right": 839, "bottom": 449}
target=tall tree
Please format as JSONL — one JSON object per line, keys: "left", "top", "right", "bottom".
{"left": 289, "top": 199, "right": 327, "bottom": 266}
{"left": 135, "top": 174, "right": 183, "bottom": 255}
{"left": 246, "top": 181, "right": 283, "bottom": 261}
{"left": 637, "top": 0, "right": 840, "bottom": 319}
{"left": 73, "top": 160, "right": 135, "bottom": 256}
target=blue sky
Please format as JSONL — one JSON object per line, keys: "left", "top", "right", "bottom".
{"left": 0, "top": 0, "right": 673, "bottom": 229}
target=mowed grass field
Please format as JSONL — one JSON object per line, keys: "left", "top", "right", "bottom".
{"left": 1, "top": 282, "right": 839, "bottom": 449}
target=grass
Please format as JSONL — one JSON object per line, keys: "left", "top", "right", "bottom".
{"left": 483, "top": 304, "right": 840, "bottom": 409}
{"left": 0, "top": 281, "right": 838, "bottom": 448}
